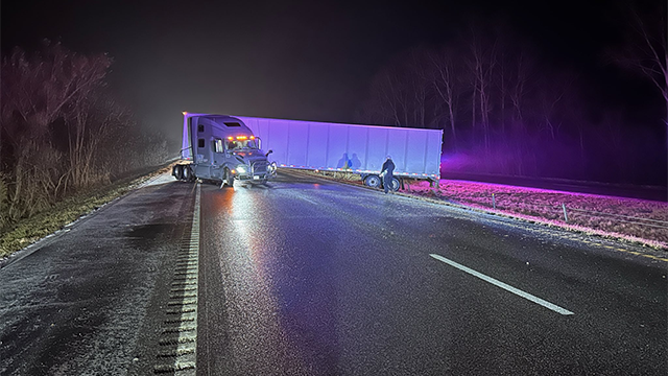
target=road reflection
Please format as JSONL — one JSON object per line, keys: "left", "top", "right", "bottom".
{"left": 222, "top": 185, "right": 341, "bottom": 374}
{"left": 208, "top": 187, "right": 314, "bottom": 374}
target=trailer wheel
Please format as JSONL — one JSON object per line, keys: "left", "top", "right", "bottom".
{"left": 390, "top": 177, "right": 401, "bottom": 192}
{"left": 224, "top": 168, "right": 235, "bottom": 188}
{"left": 364, "top": 175, "right": 381, "bottom": 188}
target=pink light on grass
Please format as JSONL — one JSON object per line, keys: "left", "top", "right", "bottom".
{"left": 405, "top": 178, "right": 668, "bottom": 248}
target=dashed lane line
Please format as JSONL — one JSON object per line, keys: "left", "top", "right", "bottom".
{"left": 430, "top": 253, "right": 575, "bottom": 316}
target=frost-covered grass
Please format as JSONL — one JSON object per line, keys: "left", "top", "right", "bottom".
{"left": 405, "top": 179, "right": 668, "bottom": 248}
{"left": 0, "top": 164, "right": 176, "bottom": 259}
{"left": 299, "top": 169, "right": 668, "bottom": 249}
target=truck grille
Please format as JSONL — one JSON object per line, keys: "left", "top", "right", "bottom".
{"left": 252, "top": 161, "right": 269, "bottom": 174}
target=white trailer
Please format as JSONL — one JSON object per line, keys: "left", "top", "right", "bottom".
{"left": 237, "top": 116, "right": 443, "bottom": 190}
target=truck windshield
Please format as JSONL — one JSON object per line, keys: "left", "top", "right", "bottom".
{"left": 226, "top": 139, "right": 259, "bottom": 150}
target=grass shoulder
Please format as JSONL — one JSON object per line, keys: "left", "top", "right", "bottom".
{"left": 0, "top": 164, "right": 174, "bottom": 260}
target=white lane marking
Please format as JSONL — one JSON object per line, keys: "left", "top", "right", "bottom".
{"left": 429, "top": 254, "right": 574, "bottom": 316}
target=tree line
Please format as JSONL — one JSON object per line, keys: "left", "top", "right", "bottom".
{"left": 356, "top": 8, "right": 666, "bottom": 186}
{"left": 0, "top": 41, "right": 169, "bottom": 230}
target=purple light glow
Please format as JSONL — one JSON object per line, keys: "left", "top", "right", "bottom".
{"left": 406, "top": 179, "right": 668, "bottom": 247}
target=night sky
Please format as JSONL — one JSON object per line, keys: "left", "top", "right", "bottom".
{"left": 0, "top": 0, "right": 659, "bottom": 151}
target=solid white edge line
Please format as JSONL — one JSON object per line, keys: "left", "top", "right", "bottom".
{"left": 429, "top": 254, "right": 574, "bottom": 316}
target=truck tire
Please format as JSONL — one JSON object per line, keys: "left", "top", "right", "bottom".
{"left": 364, "top": 175, "right": 381, "bottom": 188}
{"left": 390, "top": 177, "right": 401, "bottom": 191}
{"left": 183, "top": 165, "right": 193, "bottom": 182}
{"left": 173, "top": 165, "right": 184, "bottom": 180}
{"left": 224, "top": 168, "right": 235, "bottom": 188}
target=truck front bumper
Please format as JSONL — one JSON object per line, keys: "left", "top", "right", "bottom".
{"left": 236, "top": 173, "right": 270, "bottom": 182}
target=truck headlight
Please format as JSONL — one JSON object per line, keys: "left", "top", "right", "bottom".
{"left": 268, "top": 162, "right": 277, "bottom": 173}
{"left": 236, "top": 165, "right": 248, "bottom": 174}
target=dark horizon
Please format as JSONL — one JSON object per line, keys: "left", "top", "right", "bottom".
{"left": 2, "top": 0, "right": 666, "bottom": 186}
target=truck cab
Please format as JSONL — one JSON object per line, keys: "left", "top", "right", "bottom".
{"left": 174, "top": 113, "right": 275, "bottom": 186}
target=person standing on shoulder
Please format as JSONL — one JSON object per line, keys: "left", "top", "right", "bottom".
{"left": 380, "top": 155, "right": 395, "bottom": 194}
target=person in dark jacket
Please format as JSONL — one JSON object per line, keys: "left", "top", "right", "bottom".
{"left": 380, "top": 155, "right": 395, "bottom": 194}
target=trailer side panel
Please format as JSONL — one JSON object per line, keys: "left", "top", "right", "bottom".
{"left": 238, "top": 117, "right": 442, "bottom": 179}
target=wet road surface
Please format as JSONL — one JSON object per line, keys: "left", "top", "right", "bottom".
{"left": 0, "top": 181, "right": 196, "bottom": 375}
{"left": 196, "top": 170, "right": 667, "bottom": 375}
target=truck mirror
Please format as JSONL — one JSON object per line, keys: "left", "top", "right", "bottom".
{"left": 265, "top": 149, "right": 273, "bottom": 157}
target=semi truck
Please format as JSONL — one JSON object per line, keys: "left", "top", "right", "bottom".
{"left": 237, "top": 116, "right": 443, "bottom": 191}
{"left": 172, "top": 113, "right": 275, "bottom": 186}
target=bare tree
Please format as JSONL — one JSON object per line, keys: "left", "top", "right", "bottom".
{"left": 427, "top": 47, "right": 461, "bottom": 141}
{"left": 536, "top": 73, "right": 573, "bottom": 140}
{"left": 609, "top": 2, "right": 667, "bottom": 127}
{"left": 0, "top": 41, "right": 172, "bottom": 230}
{"left": 0, "top": 41, "right": 111, "bottom": 222}
{"left": 358, "top": 47, "right": 441, "bottom": 128}
{"left": 358, "top": 69, "right": 402, "bottom": 125}
{"left": 65, "top": 92, "right": 127, "bottom": 189}
{"left": 508, "top": 51, "right": 536, "bottom": 136}
{"left": 1, "top": 41, "right": 111, "bottom": 141}
{"left": 465, "top": 26, "right": 498, "bottom": 152}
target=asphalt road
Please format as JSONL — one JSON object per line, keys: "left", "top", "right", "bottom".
{"left": 1, "top": 170, "right": 666, "bottom": 375}
{"left": 0, "top": 179, "right": 197, "bottom": 375}
{"left": 197, "top": 170, "right": 667, "bottom": 375}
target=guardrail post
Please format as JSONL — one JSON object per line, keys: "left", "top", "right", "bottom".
{"left": 562, "top": 203, "right": 568, "bottom": 222}
{"left": 492, "top": 193, "right": 496, "bottom": 209}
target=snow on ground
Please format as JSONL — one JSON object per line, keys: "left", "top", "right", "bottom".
{"left": 404, "top": 179, "right": 668, "bottom": 248}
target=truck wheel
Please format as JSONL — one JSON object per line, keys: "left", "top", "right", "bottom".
{"left": 364, "top": 175, "right": 381, "bottom": 188}
{"left": 390, "top": 177, "right": 401, "bottom": 191}
{"left": 224, "top": 169, "right": 235, "bottom": 188}
{"left": 174, "top": 165, "right": 184, "bottom": 180}
{"left": 183, "top": 165, "right": 193, "bottom": 182}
